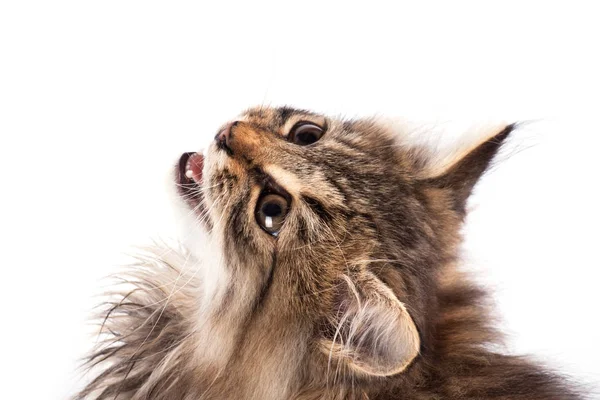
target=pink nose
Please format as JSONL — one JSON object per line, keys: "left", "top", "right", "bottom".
{"left": 215, "top": 121, "right": 237, "bottom": 152}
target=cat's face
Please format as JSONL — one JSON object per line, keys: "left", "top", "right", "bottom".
{"left": 175, "top": 106, "right": 512, "bottom": 388}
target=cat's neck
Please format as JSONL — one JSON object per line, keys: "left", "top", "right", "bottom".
{"left": 191, "top": 257, "right": 307, "bottom": 400}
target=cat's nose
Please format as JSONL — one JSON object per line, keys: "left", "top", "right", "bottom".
{"left": 214, "top": 120, "right": 267, "bottom": 160}
{"left": 215, "top": 121, "right": 237, "bottom": 154}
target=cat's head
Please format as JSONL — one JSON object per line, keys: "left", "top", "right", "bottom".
{"left": 175, "top": 106, "right": 512, "bottom": 386}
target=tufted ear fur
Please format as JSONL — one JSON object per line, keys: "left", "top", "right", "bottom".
{"left": 421, "top": 124, "right": 515, "bottom": 214}
{"left": 319, "top": 270, "right": 420, "bottom": 377}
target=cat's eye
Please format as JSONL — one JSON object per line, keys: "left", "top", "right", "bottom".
{"left": 256, "top": 193, "right": 289, "bottom": 235}
{"left": 289, "top": 122, "right": 324, "bottom": 146}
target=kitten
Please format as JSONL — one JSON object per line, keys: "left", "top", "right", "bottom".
{"left": 76, "top": 107, "right": 582, "bottom": 399}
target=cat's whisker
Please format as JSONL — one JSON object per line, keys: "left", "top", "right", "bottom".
{"left": 147, "top": 191, "right": 226, "bottom": 264}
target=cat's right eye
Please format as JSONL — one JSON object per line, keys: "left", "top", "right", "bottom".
{"left": 256, "top": 193, "right": 289, "bottom": 236}
{"left": 289, "top": 122, "right": 324, "bottom": 146}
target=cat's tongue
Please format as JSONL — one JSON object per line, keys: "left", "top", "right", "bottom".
{"left": 184, "top": 152, "right": 204, "bottom": 183}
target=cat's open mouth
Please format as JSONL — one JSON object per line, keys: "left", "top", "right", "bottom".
{"left": 176, "top": 151, "right": 205, "bottom": 211}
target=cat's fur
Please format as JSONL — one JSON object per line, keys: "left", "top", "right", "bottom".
{"left": 76, "top": 107, "right": 582, "bottom": 399}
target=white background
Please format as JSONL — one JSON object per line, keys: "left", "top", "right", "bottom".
{"left": 1, "top": 1, "right": 599, "bottom": 399}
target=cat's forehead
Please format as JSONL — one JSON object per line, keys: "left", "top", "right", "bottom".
{"left": 239, "top": 106, "right": 328, "bottom": 135}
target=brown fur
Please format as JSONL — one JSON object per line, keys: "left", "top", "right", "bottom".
{"left": 76, "top": 107, "right": 583, "bottom": 399}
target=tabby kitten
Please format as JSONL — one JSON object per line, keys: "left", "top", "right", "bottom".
{"left": 77, "top": 107, "right": 581, "bottom": 399}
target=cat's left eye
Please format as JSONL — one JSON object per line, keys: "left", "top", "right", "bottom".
{"left": 256, "top": 193, "right": 289, "bottom": 236}
{"left": 289, "top": 122, "right": 324, "bottom": 146}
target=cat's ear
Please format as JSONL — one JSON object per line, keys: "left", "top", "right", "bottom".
{"left": 319, "top": 270, "right": 420, "bottom": 377}
{"left": 419, "top": 124, "right": 515, "bottom": 213}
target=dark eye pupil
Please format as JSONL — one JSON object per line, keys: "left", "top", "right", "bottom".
{"left": 296, "top": 132, "right": 318, "bottom": 145}
{"left": 262, "top": 202, "right": 282, "bottom": 217}
{"left": 290, "top": 123, "right": 323, "bottom": 146}
{"left": 256, "top": 193, "right": 289, "bottom": 235}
